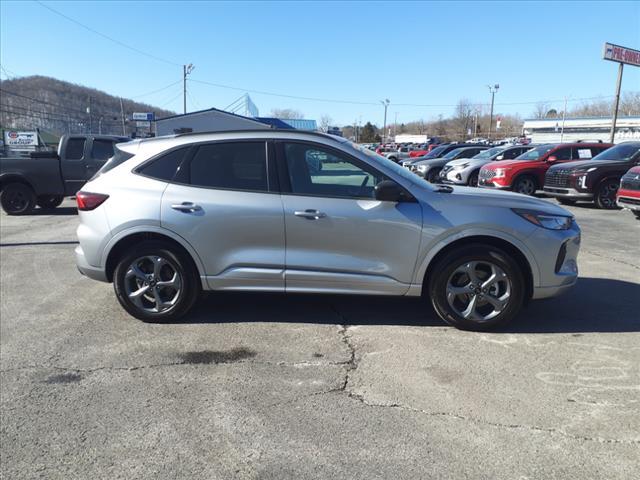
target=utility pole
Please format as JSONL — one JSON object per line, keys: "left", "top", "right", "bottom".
{"left": 380, "top": 99, "right": 390, "bottom": 144}
{"left": 609, "top": 63, "right": 624, "bottom": 143}
{"left": 87, "top": 96, "right": 92, "bottom": 134}
{"left": 119, "top": 97, "right": 126, "bottom": 136}
{"left": 487, "top": 84, "right": 499, "bottom": 141}
{"left": 183, "top": 63, "right": 195, "bottom": 115}
{"left": 393, "top": 112, "right": 398, "bottom": 140}
{"left": 560, "top": 96, "right": 568, "bottom": 142}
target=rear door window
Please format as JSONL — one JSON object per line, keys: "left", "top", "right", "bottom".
{"left": 188, "top": 142, "right": 268, "bottom": 192}
{"left": 573, "top": 147, "right": 593, "bottom": 160}
{"left": 553, "top": 147, "right": 572, "bottom": 161}
{"left": 66, "top": 138, "right": 86, "bottom": 160}
{"left": 91, "top": 139, "right": 116, "bottom": 161}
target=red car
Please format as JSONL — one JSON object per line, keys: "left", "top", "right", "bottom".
{"left": 478, "top": 142, "right": 612, "bottom": 195}
{"left": 617, "top": 165, "right": 640, "bottom": 218}
{"left": 408, "top": 144, "right": 439, "bottom": 157}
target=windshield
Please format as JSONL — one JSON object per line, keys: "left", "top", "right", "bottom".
{"left": 472, "top": 147, "right": 503, "bottom": 159}
{"left": 442, "top": 148, "right": 465, "bottom": 160}
{"left": 349, "top": 142, "right": 433, "bottom": 188}
{"left": 591, "top": 143, "right": 640, "bottom": 161}
{"left": 422, "top": 145, "right": 447, "bottom": 158}
{"left": 514, "top": 145, "right": 555, "bottom": 160}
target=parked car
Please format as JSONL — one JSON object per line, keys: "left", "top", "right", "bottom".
{"left": 0, "top": 134, "right": 129, "bottom": 214}
{"left": 413, "top": 146, "right": 490, "bottom": 182}
{"left": 402, "top": 143, "right": 454, "bottom": 167}
{"left": 543, "top": 142, "right": 640, "bottom": 209}
{"left": 408, "top": 144, "right": 440, "bottom": 158}
{"left": 478, "top": 142, "right": 612, "bottom": 196}
{"left": 385, "top": 146, "right": 418, "bottom": 163}
{"left": 440, "top": 145, "right": 534, "bottom": 186}
{"left": 75, "top": 130, "right": 580, "bottom": 331}
{"left": 617, "top": 165, "right": 640, "bottom": 218}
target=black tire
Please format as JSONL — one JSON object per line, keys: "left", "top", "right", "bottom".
{"left": 634, "top": 211, "right": 640, "bottom": 219}
{"left": 113, "top": 240, "right": 201, "bottom": 323}
{"left": 0, "top": 182, "right": 36, "bottom": 215}
{"left": 594, "top": 179, "right": 620, "bottom": 209}
{"left": 426, "top": 168, "right": 442, "bottom": 183}
{"left": 468, "top": 171, "right": 479, "bottom": 187}
{"left": 513, "top": 175, "right": 538, "bottom": 196}
{"left": 427, "top": 244, "right": 526, "bottom": 331}
{"left": 388, "top": 156, "right": 398, "bottom": 163}
{"left": 37, "top": 195, "right": 64, "bottom": 209}
{"left": 557, "top": 198, "right": 576, "bottom": 206}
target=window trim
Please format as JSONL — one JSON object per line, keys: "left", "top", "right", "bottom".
{"left": 276, "top": 139, "right": 413, "bottom": 202}
{"left": 133, "top": 145, "right": 195, "bottom": 183}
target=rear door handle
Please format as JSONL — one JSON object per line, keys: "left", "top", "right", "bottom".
{"left": 171, "top": 202, "right": 202, "bottom": 213}
{"left": 294, "top": 209, "right": 326, "bottom": 220}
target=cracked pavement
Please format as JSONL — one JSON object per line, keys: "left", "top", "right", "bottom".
{"left": 1, "top": 199, "right": 639, "bottom": 479}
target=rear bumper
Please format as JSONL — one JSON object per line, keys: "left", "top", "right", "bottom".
{"left": 543, "top": 187, "right": 593, "bottom": 200}
{"left": 75, "top": 245, "right": 108, "bottom": 282}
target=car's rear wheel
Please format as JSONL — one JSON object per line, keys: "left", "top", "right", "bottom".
{"left": 513, "top": 175, "right": 537, "bottom": 196}
{"left": 0, "top": 182, "right": 36, "bottom": 215}
{"left": 594, "top": 179, "right": 620, "bottom": 209}
{"left": 426, "top": 168, "right": 442, "bottom": 183}
{"left": 37, "top": 195, "right": 64, "bottom": 209}
{"left": 468, "top": 171, "right": 479, "bottom": 187}
{"left": 427, "top": 244, "right": 526, "bottom": 331}
{"left": 113, "top": 241, "right": 201, "bottom": 322}
{"left": 557, "top": 198, "right": 576, "bottom": 206}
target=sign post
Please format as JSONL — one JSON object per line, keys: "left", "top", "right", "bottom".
{"left": 603, "top": 43, "right": 640, "bottom": 143}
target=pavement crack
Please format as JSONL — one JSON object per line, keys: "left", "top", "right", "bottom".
{"left": 582, "top": 249, "right": 640, "bottom": 270}
{"left": 329, "top": 303, "right": 359, "bottom": 395}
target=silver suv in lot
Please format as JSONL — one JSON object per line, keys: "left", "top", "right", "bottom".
{"left": 75, "top": 130, "right": 580, "bottom": 331}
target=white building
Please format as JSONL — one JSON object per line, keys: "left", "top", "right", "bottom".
{"left": 155, "top": 108, "right": 271, "bottom": 136}
{"left": 522, "top": 116, "right": 640, "bottom": 144}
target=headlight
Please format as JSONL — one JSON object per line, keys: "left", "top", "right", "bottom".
{"left": 453, "top": 163, "right": 470, "bottom": 170}
{"left": 512, "top": 208, "right": 573, "bottom": 230}
{"left": 494, "top": 168, "right": 509, "bottom": 178}
{"left": 417, "top": 165, "right": 428, "bottom": 172}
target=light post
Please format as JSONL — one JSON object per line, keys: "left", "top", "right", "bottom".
{"left": 380, "top": 99, "right": 390, "bottom": 144}
{"left": 183, "top": 63, "right": 195, "bottom": 115}
{"left": 487, "top": 84, "right": 499, "bottom": 141}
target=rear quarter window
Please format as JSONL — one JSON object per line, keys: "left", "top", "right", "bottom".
{"left": 66, "top": 138, "right": 86, "bottom": 160}
{"left": 137, "top": 147, "right": 190, "bottom": 182}
{"left": 91, "top": 139, "right": 116, "bottom": 161}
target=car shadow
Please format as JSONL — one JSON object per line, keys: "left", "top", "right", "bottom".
{"left": 180, "top": 277, "right": 639, "bottom": 334}
{"left": 29, "top": 207, "right": 78, "bottom": 216}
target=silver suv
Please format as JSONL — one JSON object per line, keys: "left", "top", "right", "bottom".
{"left": 75, "top": 130, "right": 580, "bottom": 331}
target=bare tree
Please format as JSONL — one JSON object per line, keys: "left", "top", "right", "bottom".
{"left": 319, "top": 114, "right": 332, "bottom": 132}
{"left": 270, "top": 108, "right": 304, "bottom": 119}
{"left": 452, "top": 99, "right": 474, "bottom": 140}
{"left": 533, "top": 102, "right": 550, "bottom": 119}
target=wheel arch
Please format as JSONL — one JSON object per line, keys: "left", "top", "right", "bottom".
{"left": 103, "top": 228, "right": 206, "bottom": 284}
{"left": 0, "top": 174, "right": 35, "bottom": 192}
{"left": 418, "top": 234, "right": 537, "bottom": 301}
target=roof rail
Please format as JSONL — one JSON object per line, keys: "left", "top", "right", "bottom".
{"left": 173, "top": 128, "right": 334, "bottom": 139}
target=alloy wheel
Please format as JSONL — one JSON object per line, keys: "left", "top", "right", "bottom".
{"left": 446, "top": 260, "right": 512, "bottom": 323}
{"left": 7, "top": 190, "right": 28, "bottom": 212}
{"left": 515, "top": 178, "right": 535, "bottom": 195}
{"left": 123, "top": 255, "right": 183, "bottom": 313}
{"left": 597, "top": 182, "right": 618, "bottom": 208}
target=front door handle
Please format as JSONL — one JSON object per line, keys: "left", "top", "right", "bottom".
{"left": 294, "top": 209, "right": 326, "bottom": 220}
{"left": 171, "top": 202, "right": 202, "bottom": 213}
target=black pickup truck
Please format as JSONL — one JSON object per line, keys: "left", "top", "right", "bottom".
{"left": 0, "top": 134, "right": 129, "bottom": 214}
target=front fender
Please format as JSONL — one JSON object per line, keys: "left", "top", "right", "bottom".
{"left": 413, "top": 227, "right": 542, "bottom": 287}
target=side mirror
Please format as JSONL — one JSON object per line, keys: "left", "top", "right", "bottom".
{"left": 547, "top": 155, "right": 558, "bottom": 162}
{"left": 495, "top": 154, "right": 504, "bottom": 160}
{"left": 375, "top": 180, "right": 405, "bottom": 202}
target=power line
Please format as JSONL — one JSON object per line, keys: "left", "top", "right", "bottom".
{"left": 130, "top": 80, "right": 183, "bottom": 99}
{"left": 158, "top": 91, "right": 184, "bottom": 109}
{"left": 34, "top": 1, "right": 181, "bottom": 67}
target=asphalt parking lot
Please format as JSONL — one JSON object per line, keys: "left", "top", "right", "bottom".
{"left": 1, "top": 198, "right": 639, "bottom": 479}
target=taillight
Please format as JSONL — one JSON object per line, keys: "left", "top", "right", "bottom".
{"left": 76, "top": 191, "right": 109, "bottom": 211}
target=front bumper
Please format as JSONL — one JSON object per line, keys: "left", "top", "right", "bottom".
{"left": 75, "top": 244, "right": 109, "bottom": 282}
{"left": 543, "top": 187, "right": 593, "bottom": 200}
{"left": 617, "top": 189, "right": 640, "bottom": 211}
{"left": 442, "top": 169, "right": 469, "bottom": 185}
{"left": 529, "top": 222, "right": 581, "bottom": 300}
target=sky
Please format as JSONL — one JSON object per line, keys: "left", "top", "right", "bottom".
{"left": 1, "top": 0, "right": 639, "bottom": 126}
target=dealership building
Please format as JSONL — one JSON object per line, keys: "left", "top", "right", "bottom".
{"left": 522, "top": 116, "right": 640, "bottom": 144}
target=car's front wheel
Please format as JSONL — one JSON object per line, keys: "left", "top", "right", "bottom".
{"left": 427, "top": 244, "right": 526, "bottom": 331}
{"left": 468, "top": 171, "right": 479, "bottom": 187}
{"left": 594, "top": 179, "right": 620, "bottom": 209}
{"left": 113, "top": 241, "right": 201, "bottom": 322}
{"left": 426, "top": 168, "right": 442, "bottom": 183}
{"left": 513, "top": 175, "right": 538, "bottom": 196}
